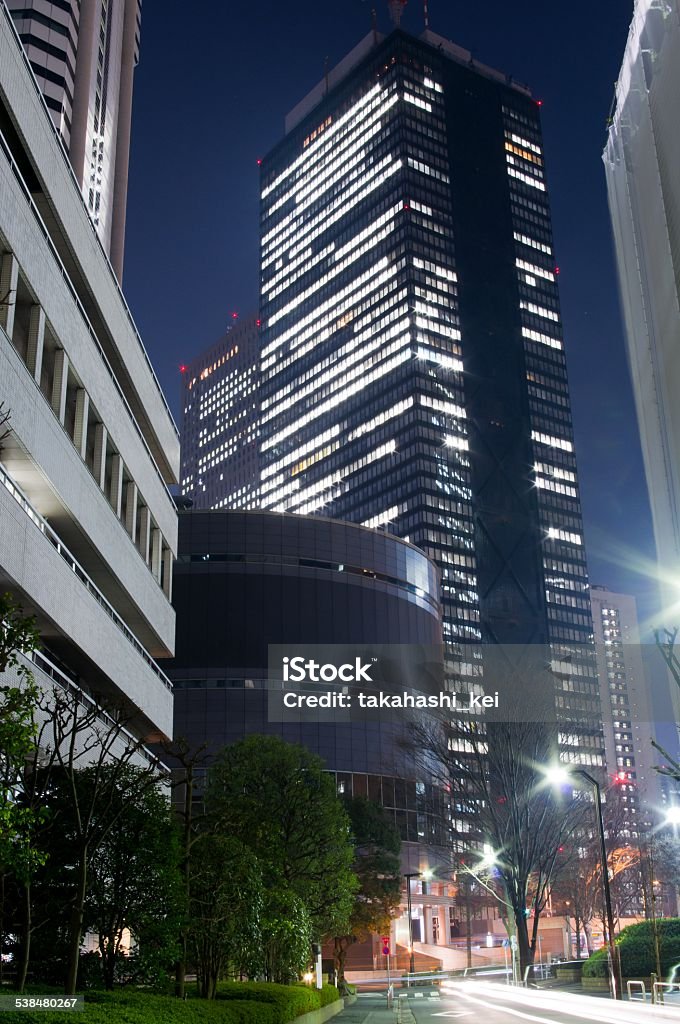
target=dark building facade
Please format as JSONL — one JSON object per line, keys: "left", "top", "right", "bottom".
{"left": 258, "top": 28, "right": 602, "bottom": 764}
{"left": 169, "top": 509, "right": 446, "bottom": 843}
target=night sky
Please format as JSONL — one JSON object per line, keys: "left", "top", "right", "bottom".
{"left": 121, "top": 0, "right": 662, "bottom": 634}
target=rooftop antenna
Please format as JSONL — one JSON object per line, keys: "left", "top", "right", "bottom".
{"left": 423, "top": 0, "right": 429, "bottom": 29}
{"left": 371, "top": 6, "right": 378, "bottom": 43}
{"left": 387, "top": 0, "right": 407, "bottom": 27}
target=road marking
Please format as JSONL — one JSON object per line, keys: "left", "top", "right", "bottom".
{"left": 431, "top": 1012, "right": 473, "bottom": 1018}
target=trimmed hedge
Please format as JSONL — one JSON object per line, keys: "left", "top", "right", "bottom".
{"left": 582, "top": 918, "right": 680, "bottom": 979}
{"left": 217, "top": 982, "right": 341, "bottom": 1021}
{"left": 0, "top": 983, "right": 340, "bottom": 1024}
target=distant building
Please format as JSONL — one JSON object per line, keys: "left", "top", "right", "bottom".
{"left": 603, "top": 0, "right": 680, "bottom": 622}
{"left": 179, "top": 316, "right": 260, "bottom": 511}
{"left": 5, "top": 0, "right": 142, "bottom": 278}
{"left": 590, "top": 586, "right": 662, "bottom": 834}
{"left": 1, "top": 7, "right": 178, "bottom": 744}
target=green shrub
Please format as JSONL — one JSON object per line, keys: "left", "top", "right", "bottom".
{"left": 0, "top": 978, "right": 341, "bottom": 1024}
{"left": 0, "top": 991, "right": 279, "bottom": 1024}
{"left": 216, "top": 982, "right": 340, "bottom": 1022}
{"left": 582, "top": 919, "right": 680, "bottom": 979}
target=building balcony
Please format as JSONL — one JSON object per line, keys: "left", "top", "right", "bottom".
{"left": 0, "top": 463, "right": 173, "bottom": 739}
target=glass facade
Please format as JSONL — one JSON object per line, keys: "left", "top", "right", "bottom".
{"left": 169, "top": 509, "right": 446, "bottom": 840}
{"left": 259, "top": 29, "right": 602, "bottom": 758}
{"left": 180, "top": 316, "right": 260, "bottom": 510}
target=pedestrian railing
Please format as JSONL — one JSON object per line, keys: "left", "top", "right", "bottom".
{"left": 626, "top": 980, "right": 646, "bottom": 1002}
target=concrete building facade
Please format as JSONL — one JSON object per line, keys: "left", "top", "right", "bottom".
{"left": 1, "top": 4, "right": 178, "bottom": 743}
{"left": 603, "top": 0, "right": 680, "bottom": 622}
{"left": 5, "top": 0, "right": 142, "bottom": 278}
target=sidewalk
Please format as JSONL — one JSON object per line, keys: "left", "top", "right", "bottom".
{"left": 332, "top": 992, "right": 419, "bottom": 1024}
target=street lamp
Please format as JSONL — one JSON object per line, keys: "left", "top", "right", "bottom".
{"left": 404, "top": 872, "right": 421, "bottom": 978}
{"left": 664, "top": 806, "right": 680, "bottom": 827}
{"left": 547, "top": 766, "right": 622, "bottom": 1000}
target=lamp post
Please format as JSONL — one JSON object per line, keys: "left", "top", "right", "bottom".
{"left": 547, "top": 766, "right": 621, "bottom": 1000}
{"left": 404, "top": 872, "right": 421, "bottom": 978}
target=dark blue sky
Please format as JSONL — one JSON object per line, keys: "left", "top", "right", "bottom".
{"left": 122, "top": 0, "right": 662, "bottom": 632}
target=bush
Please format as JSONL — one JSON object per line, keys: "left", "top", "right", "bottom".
{"left": 0, "top": 991, "right": 278, "bottom": 1024}
{"left": 217, "top": 982, "right": 341, "bottom": 1021}
{"left": 582, "top": 918, "right": 680, "bottom": 979}
{"left": 0, "top": 981, "right": 342, "bottom": 1024}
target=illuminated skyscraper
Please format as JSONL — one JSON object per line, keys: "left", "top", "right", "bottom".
{"left": 180, "top": 315, "right": 260, "bottom": 511}
{"left": 590, "top": 586, "right": 661, "bottom": 834}
{"left": 258, "top": 26, "right": 599, "bottom": 755}
{"left": 6, "top": 0, "right": 142, "bottom": 279}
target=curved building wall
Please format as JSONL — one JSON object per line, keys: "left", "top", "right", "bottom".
{"left": 169, "top": 509, "right": 444, "bottom": 842}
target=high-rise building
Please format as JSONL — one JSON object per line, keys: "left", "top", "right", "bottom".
{"left": 1, "top": 4, "right": 178, "bottom": 745}
{"left": 5, "top": 0, "right": 142, "bottom": 279}
{"left": 603, "top": 0, "right": 680, "bottom": 619}
{"left": 180, "top": 315, "right": 260, "bottom": 511}
{"left": 258, "top": 25, "right": 602, "bottom": 761}
{"left": 590, "top": 586, "right": 661, "bottom": 835}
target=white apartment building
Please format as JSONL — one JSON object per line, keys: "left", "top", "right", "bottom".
{"left": 603, "top": 0, "right": 680, "bottom": 625}
{"left": 0, "top": 3, "right": 178, "bottom": 744}
{"left": 5, "top": 0, "right": 142, "bottom": 279}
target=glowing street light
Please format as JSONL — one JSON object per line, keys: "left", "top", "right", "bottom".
{"left": 547, "top": 765, "right": 622, "bottom": 1000}
{"left": 664, "top": 806, "right": 680, "bottom": 827}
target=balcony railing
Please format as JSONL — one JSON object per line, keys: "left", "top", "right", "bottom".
{"left": 0, "top": 462, "right": 173, "bottom": 693}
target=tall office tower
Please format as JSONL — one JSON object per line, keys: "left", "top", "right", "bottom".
{"left": 180, "top": 315, "right": 260, "bottom": 511}
{"left": 603, "top": 0, "right": 680, "bottom": 620}
{"left": 1, "top": 7, "right": 178, "bottom": 745}
{"left": 6, "top": 0, "right": 142, "bottom": 279}
{"left": 259, "top": 25, "right": 601, "bottom": 761}
{"left": 590, "top": 586, "right": 661, "bottom": 835}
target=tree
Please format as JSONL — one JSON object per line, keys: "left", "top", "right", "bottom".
{"left": 406, "top": 710, "right": 583, "bottom": 975}
{"left": 83, "top": 770, "right": 183, "bottom": 989}
{"left": 261, "top": 888, "right": 313, "bottom": 984}
{"left": 206, "top": 736, "right": 357, "bottom": 942}
{"left": 0, "top": 594, "right": 42, "bottom": 988}
{"left": 189, "top": 835, "right": 263, "bottom": 998}
{"left": 15, "top": 685, "right": 165, "bottom": 993}
{"left": 160, "top": 737, "right": 212, "bottom": 1000}
{"left": 333, "top": 797, "right": 401, "bottom": 987}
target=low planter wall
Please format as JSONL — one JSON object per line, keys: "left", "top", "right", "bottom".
{"left": 294, "top": 995, "right": 347, "bottom": 1024}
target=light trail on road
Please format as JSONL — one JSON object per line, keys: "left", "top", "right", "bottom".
{"left": 440, "top": 980, "right": 680, "bottom": 1024}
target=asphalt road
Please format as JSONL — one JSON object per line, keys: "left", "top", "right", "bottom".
{"left": 344, "top": 981, "right": 680, "bottom": 1024}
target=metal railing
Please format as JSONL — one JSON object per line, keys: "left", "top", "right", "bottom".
{"left": 0, "top": 462, "right": 173, "bottom": 692}
{"left": 26, "top": 647, "right": 165, "bottom": 770}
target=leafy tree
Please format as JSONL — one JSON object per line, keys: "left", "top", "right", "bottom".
{"left": 189, "top": 835, "right": 263, "bottom": 998}
{"left": 206, "top": 736, "right": 357, "bottom": 942}
{"left": 15, "top": 685, "right": 165, "bottom": 993}
{"left": 0, "top": 593, "right": 42, "bottom": 989}
{"left": 161, "top": 737, "right": 212, "bottom": 998}
{"left": 261, "top": 888, "right": 313, "bottom": 984}
{"left": 83, "top": 771, "right": 184, "bottom": 989}
{"left": 333, "top": 797, "right": 401, "bottom": 987}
